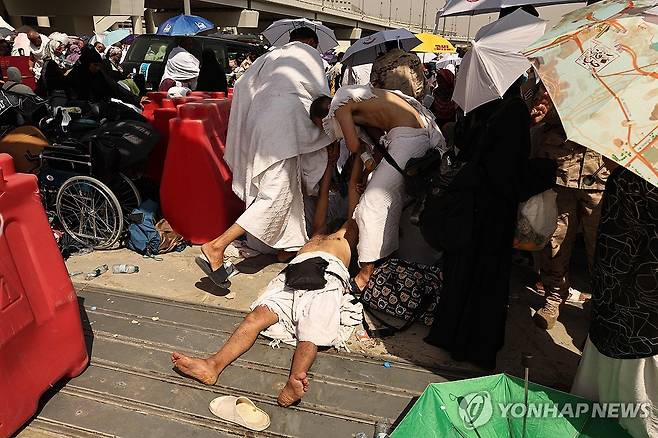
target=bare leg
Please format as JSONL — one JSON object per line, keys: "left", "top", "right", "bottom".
{"left": 201, "top": 223, "right": 246, "bottom": 271}
{"left": 171, "top": 306, "right": 278, "bottom": 385}
{"left": 353, "top": 262, "right": 375, "bottom": 291}
{"left": 277, "top": 341, "right": 318, "bottom": 407}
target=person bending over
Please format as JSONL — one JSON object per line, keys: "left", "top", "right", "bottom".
{"left": 310, "top": 85, "right": 445, "bottom": 291}
{"left": 173, "top": 150, "right": 363, "bottom": 407}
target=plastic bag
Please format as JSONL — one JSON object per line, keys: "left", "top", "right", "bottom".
{"left": 513, "top": 189, "right": 558, "bottom": 251}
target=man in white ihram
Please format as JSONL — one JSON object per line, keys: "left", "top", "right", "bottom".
{"left": 196, "top": 27, "right": 333, "bottom": 286}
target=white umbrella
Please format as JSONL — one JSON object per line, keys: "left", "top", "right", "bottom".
{"left": 438, "top": 0, "right": 584, "bottom": 17}
{"left": 452, "top": 9, "right": 546, "bottom": 113}
{"left": 262, "top": 18, "right": 337, "bottom": 53}
{"left": 342, "top": 29, "right": 421, "bottom": 66}
{"left": 418, "top": 52, "right": 438, "bottom": 63}
{"left": 435, "top": 53, "right": 461, "bottom": 69}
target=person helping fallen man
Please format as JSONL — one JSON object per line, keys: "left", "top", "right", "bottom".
{"left": 196, "top": 27, "right": 332, "bottom": 287}
{"left": 173, "top": 151, "right": 364, "bottom": 407}
{"left": 310, "top": 84, "right": 445, "bottom": 291}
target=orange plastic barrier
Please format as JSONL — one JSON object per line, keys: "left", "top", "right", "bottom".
{"left": 146, "top": 107, "right": 178, "bottom": 184}
{"left": 202, "top": 98, "right": 232, "bottom": 154}
{"left": 160, "top": 111, "right": 243, "bottom": 244}
{"left": 0, "top": 154, "right": 88, "bottom": 437}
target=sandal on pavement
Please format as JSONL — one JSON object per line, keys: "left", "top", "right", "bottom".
{"left": 195, "top": 251, "right": 231, "bottom": 286}
{"left": 209, "top": 396, "right": 270, "bottom": 432}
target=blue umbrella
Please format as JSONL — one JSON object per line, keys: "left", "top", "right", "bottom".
{"left": 157, "top": 14, "right": 214, "bottom": 36}
{"left": 103, "top": 29, "right": 131, "bottom": 46}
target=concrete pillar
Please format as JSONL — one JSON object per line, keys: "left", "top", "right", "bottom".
{"left": 131, "top": 15, "right": 143, "bottom": 34}
{"left": 144, "top": 8, "right": 156, "bottom": 33}
{"left": 335, "top": 27, "right": 362, "bottom": 40}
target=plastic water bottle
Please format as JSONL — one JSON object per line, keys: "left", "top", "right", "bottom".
{"left": 85, "top": 264, "right": 108, "bottom": 280}
{"left": 374, "top": 419, "right": 391, "bottom": 438}
{"left": 112, "top": 264, "right": 140, "bottom": 274}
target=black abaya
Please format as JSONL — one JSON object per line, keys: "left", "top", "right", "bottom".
{"left": 425, "top": 93, "right": 532, "bottom": 370}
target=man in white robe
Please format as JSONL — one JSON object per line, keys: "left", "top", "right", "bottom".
{"left": 310, "top": 85, "right": 445, "bottom": 290}
{"left": 196, "top": 27, "right": 332, "bottom": 286}
{"left": 12, "top": 29, "right": 49, "bottom": 80}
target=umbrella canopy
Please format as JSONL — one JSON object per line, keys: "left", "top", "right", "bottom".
{"left": 102, "top": 29, "right": 131, "bottom": 47}
{"left": 119, "top": 34, "right": 138, "bottom": 45}
{"left": 342, "top": 29, "right": 421, "bottom": 66}
{"left": 262, "top": 18, "right": 337, "bottom": 53}
{"left": 525, "top": 0, "right": 658, "bottom": 188}
{"left": 412, "top": 33, "right": 456, "bottom": 54}
{"left": 453, "top": 9, "right": 546, "bottom": 113}
{"left": 392, "top": 374, "right": 631, "bottom": 437}
{"left": 435, "top": 53, "right": 462, "bottom": 69}
{"left": 157, "top": 14, "right": 214, "bottom": 36}
{"left": 418, "top": 53, "right": 439, "bottom": 63}
{"left": 438, "top": 0, "right": 584, "bottom": 17}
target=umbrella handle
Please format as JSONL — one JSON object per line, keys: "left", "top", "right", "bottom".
{"left": 521, "top": 353, "right": 533, "bottom": 438}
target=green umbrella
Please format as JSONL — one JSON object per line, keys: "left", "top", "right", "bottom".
{"left": 391, "top": 373, "right": 632, "bottom": 437}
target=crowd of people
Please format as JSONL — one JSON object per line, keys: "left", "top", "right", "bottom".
{"left": 0, "top": 17, "right": 654, "bottom": 437}
{"left": 167, "top": 24, "right": 657, "bottom": 437}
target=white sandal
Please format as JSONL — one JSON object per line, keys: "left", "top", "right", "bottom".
{"left": 209, "top": 396, "right": 271, "bottom": 432}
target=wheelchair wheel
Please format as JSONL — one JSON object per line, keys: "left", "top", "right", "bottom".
{"left": 110, "top": 173, "right": 142, "bottom": 218}
{"left": 56, "top": 176, "right": 124, "bottom": 249}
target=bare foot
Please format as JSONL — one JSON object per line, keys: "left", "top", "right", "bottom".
{"left": 171, "top": 351, "right": 220, "bottom": 385}
{"left": 277, "top": 250, "right": 296, "bottom": 263}
{"left": 201, "top": 243, "right": 224, "bottom": 271}
{"left": 277, "top": 373, "right": 309, "bottom": 407}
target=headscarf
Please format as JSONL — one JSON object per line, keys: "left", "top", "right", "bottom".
{"left": 6, "top": 66, "right": 21, "bottom": 83}
{"left": 107, "top": 45, "right": 123, "bottom": 72}
{"left": 66, "top": 43, "right": 81, "bottom": 65}
{"left": 43, "top": 32, "right": 68, "bottom": 68}
{"left": 432, "top": 68, "right": 457, "bottom": 125}
{"left": 160, "top": 46, "right": 200, "bottom": 88}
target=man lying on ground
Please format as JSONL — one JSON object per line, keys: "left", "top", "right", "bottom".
{"left": 172, "top": 149, "right": 363, "bottom": 407}
{"left": 310, "top": 85, "right": 445, "bottom": 291}
{"left": 196, "top": 27, "right": 332, "bottom": 286}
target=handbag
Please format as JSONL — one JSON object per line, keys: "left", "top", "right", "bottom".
{"left": 360, "top": 259, "right": 442, "bottom": 331}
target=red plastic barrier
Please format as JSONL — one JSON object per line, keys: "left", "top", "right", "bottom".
{"left": 189, "top": 91, "right": 211, "bottom": 98}
{"left": 161, "top": 98, "right": 175, "bottom": 109}
{"left": 160, "top": 117, "right": 244, "bottom": 244}
{"left": 178, "top": 103, "right": 225, "bottom": 157}
{"left": 171, "top": 96, "right": 203, "bottom": 107}
{"left": 202, "top": 98, "right": 232, "bottom": 154}
{"left": 146, "top": 108, "right": 178, "bottom": 184}
{"left": 210, "top": 91, "right": 226, "bottom": 99}
{"left": 0, "top": 56, "right": 36, "bottom": 90}
{"left": 0, "top": 154, "right": 88, "bottom": 437}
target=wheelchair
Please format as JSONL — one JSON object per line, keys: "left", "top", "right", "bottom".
{"left": 36, "top": 115, "right": 144, "bottom": 250}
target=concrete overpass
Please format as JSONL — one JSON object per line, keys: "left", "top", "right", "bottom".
{"left": 2, "top": 0, "right": 470, "bottom": 43}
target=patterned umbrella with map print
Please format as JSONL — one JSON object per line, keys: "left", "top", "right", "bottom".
{"left": 525, "top": 0, "right": 658, "bottom": 187}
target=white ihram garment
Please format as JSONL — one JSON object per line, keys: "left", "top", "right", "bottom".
{"left": 225, "top": 42, "right": 331, "bottom": 251}
{"left": 159, "top": 47, "right": 200, "bottom": 89}
{"left": 323, "top": 85, "right": 445, "bottom": 263}
{"left": 251, "top": 251, "right": 363, "bottom": 348}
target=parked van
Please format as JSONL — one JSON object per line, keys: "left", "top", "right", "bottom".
{"left": 122, "top": 34, "right": 264, "bottom": 90}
